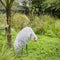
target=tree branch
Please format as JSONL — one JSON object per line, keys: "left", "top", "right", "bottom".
{"left": 0, "top": 0, "right": 6, "bottom": 8}
{"left": 5, "top": 0, "right": 10, "bottom": 9}
{"left": 9, "top": 0, "right": 14, "bottom": 8}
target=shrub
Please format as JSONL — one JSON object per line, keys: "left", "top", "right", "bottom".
{"left": 11, "top": 13, "right": 30, "bottom": 32}
{"left": 54, "top": 20, "right": 60, "bottom": 38}
{"left": 0, "top": 13, "right": 6, "bottom": 27}
{"left": 28, "top": 14, "right": 60, "bottom": 37}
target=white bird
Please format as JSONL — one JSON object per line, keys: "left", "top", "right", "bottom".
{"left": 14, "top": 27, "right": 37, "bottom": 53}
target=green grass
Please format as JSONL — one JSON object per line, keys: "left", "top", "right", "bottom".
{"left": 0, "top": 30, "right": 60, "bottom": 60}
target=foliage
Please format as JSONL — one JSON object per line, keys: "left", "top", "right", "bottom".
{"left": 11, "top": 13, "right": 30, "bottom": 32}
{"left": 0, "top": 0, "right": 60, "bottom": 17}
{"left": 54, "top": 20, "right": 60, "bottom": 38}
{"left": 0, "top": 13, "right": 60, "bottom": 37}
{"left": 29, "top": 14, "right": 60, "bottom": 38}
{"left": 30, "top": 0, "right": 45, "bottom": 14}
{"left": 0, "top": 13, "right": 6, "bottom": 27}
{"left": 30, "top": 0, "right": 60, "bottom": 18}
{"left": 42, "top": 0, "right": 60, "bottom": 16}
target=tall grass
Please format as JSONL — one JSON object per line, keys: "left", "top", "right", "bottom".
{"left": 29, "top": 14, "right": 60, "bottom": 38}
{"left": 0, "top": 13, "right": 6, "bottom": 27}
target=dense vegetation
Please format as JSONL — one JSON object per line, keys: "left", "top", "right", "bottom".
{"left": 0, "top": 13, "right": 60, "bottom": 38}
{"left": 0, "top": 0, "right": 60, "bottom": 18}
{"left": 11, "top": 14, "right": 60, "bottom": 38}
{"left": 30, "top": 0, "right": 60, "bottom": 18}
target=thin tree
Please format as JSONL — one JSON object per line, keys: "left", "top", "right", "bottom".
{"left": 0, "top": 0, "right": 14, "bottom": 48}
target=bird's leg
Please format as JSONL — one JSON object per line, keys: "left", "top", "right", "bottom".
{"left": 26, "top": 44, "right": 28, "bottom": 55}
{"left": 21, "top": 48, "right": 23, "bottom": 55}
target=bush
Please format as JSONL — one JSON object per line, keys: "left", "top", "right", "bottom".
{"left": 0, "top": 13, "right": 6, "bottom": 27}
{"left": 11, "top": 13, "right": 30, "bottom": 32}
{"left": 28, "top": 14, "right": 60, "bottom": 37}
{"left": 54, "top": 20, "right": 60, "bottom": 38}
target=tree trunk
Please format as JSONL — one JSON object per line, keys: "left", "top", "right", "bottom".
{"left": 6, "top": 8, "right": 11, "bottom": 48}
{"left": 0, "top": 0, "right": 14, "bottom": 48}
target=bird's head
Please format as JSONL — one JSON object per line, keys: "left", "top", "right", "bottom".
{"left": 32, "top": 36, "right": 37, "bottom": 42}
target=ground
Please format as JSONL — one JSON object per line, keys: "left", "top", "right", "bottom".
{"left": 0, "top": 30, "right": 60, "bottom": 60}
